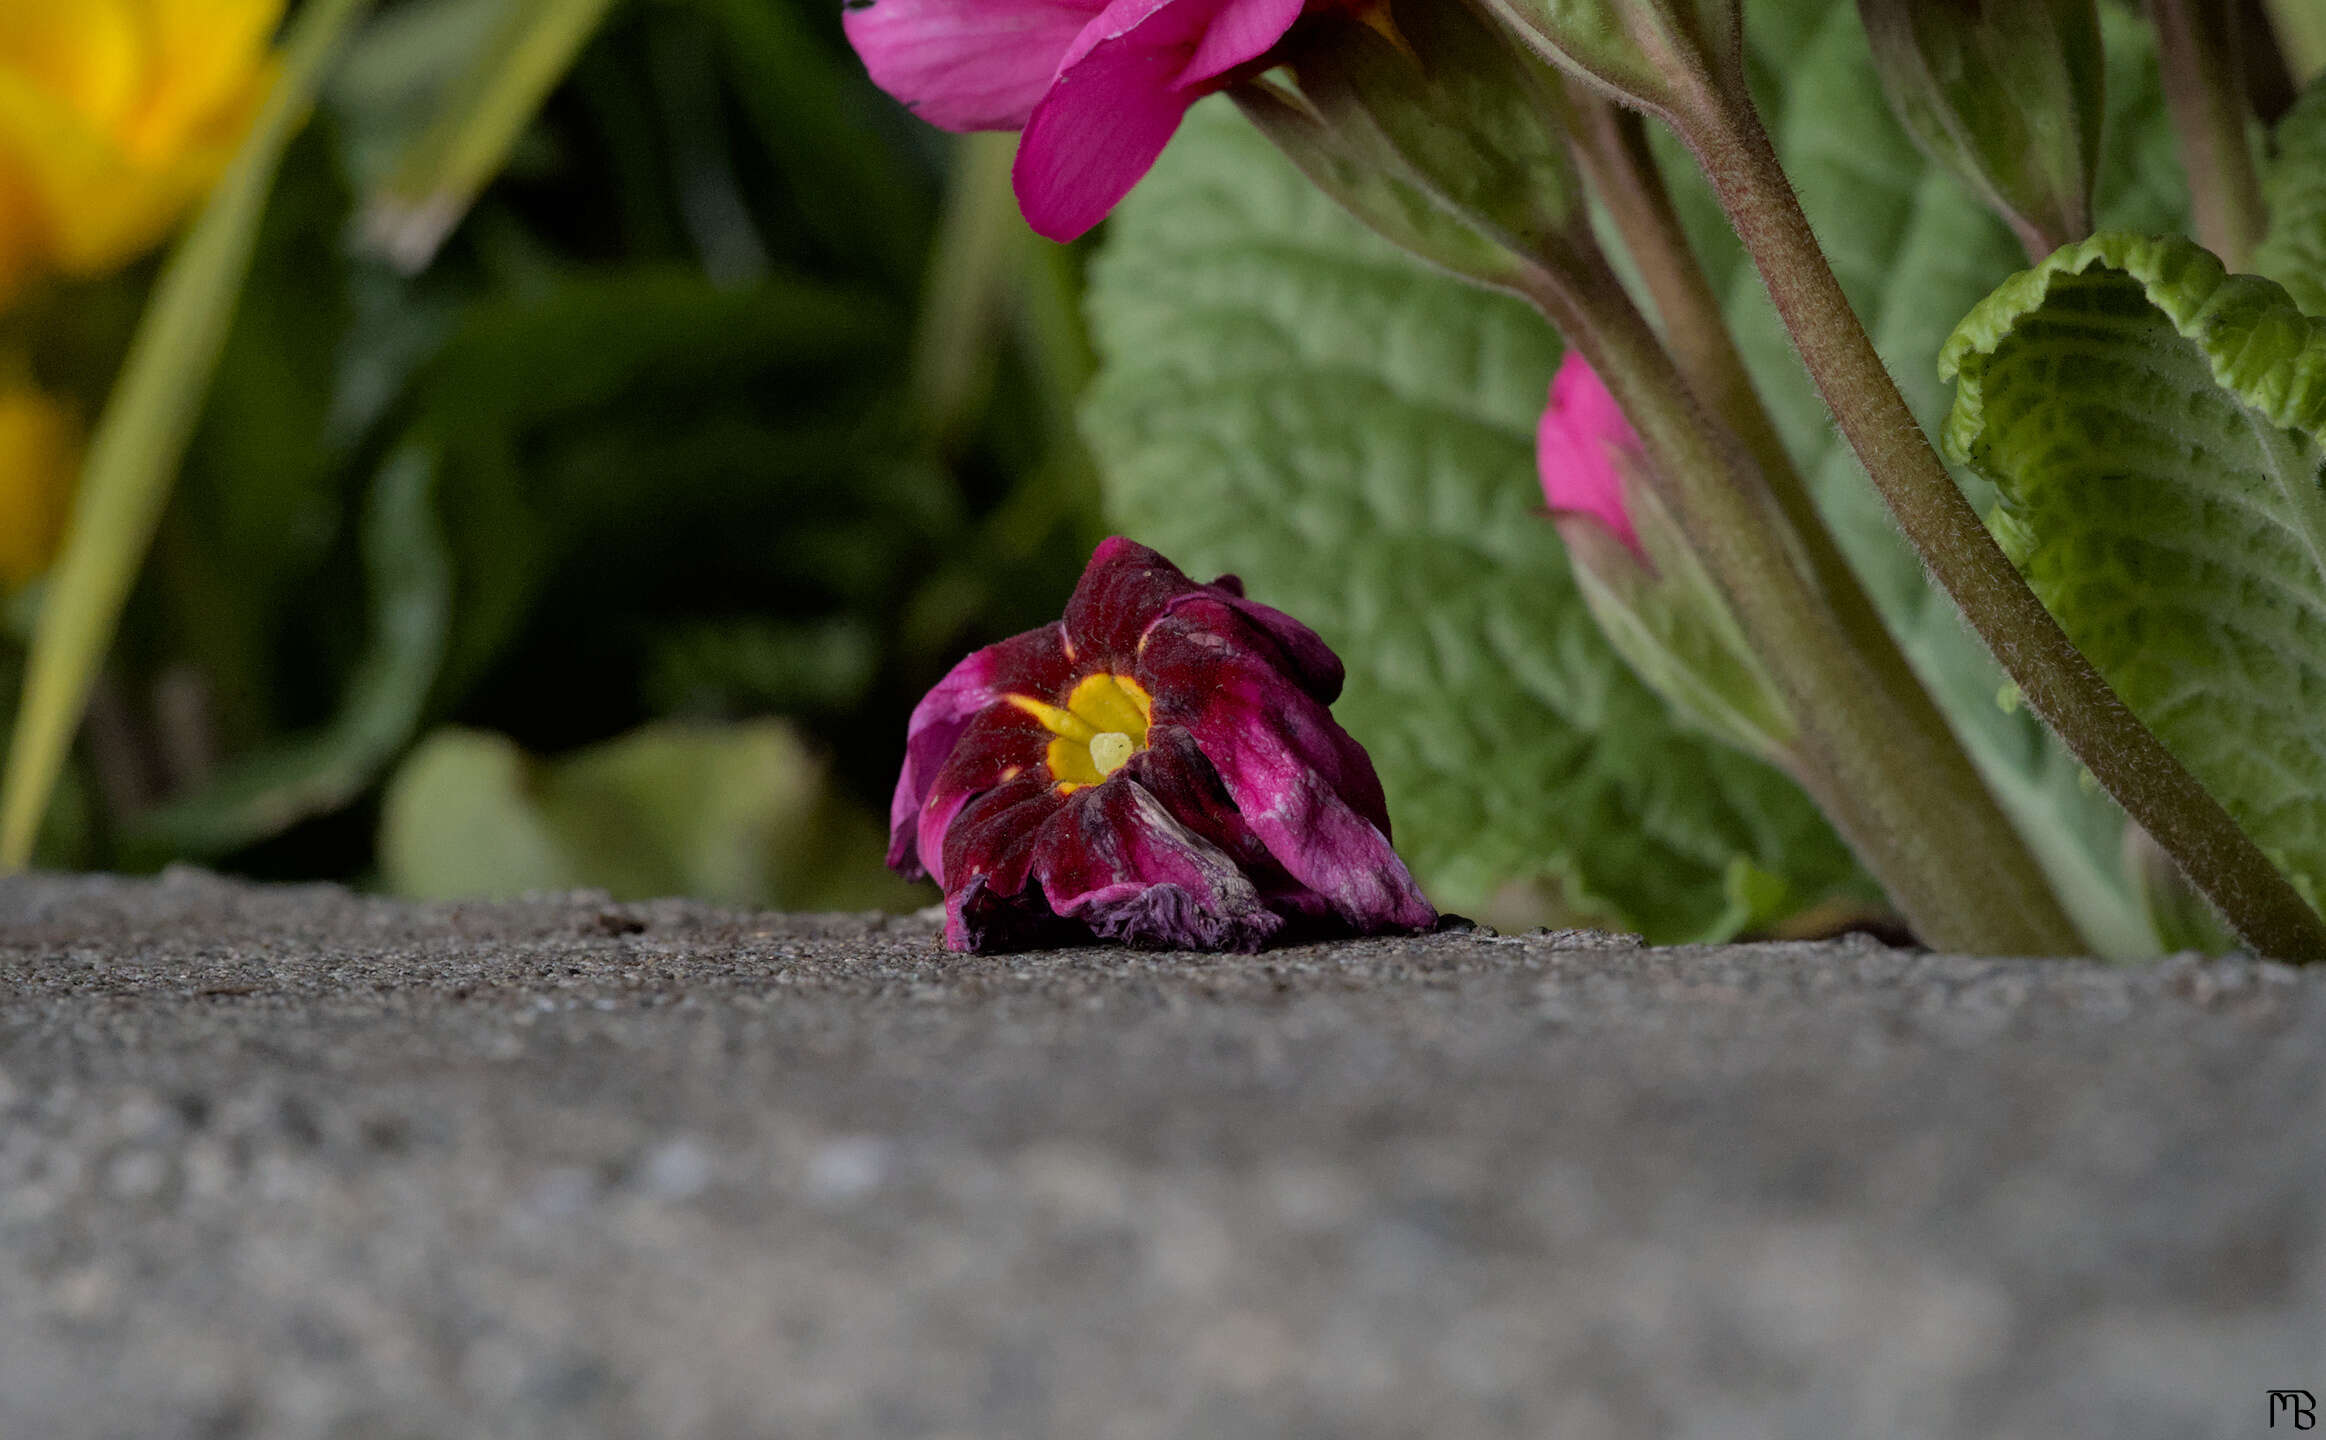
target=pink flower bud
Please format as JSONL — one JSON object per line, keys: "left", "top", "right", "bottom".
{"left": 1536, "top": 352, "right": 1645, "bottom": 559}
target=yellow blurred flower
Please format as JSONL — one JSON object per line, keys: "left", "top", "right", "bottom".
{"left": 0, "top": 0, "right": 283, "bottom": 301}
{"left": 0, "top": 383, "right": 80, "bottom": 589}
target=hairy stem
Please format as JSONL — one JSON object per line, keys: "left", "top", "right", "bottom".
{"left": 2149, "top": 0, "right": 2269, "bottom": 269}
{"left": 1514, "top": 249, "right": 2082, "bottom": 956}
{"left": 1667, "top": 73, "right": 2326, "bottom": 960}
{"left": 1563, "top": 95, "right": 1979, "bottom": 830}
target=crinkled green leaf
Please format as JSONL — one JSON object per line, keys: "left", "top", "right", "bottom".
{"left": 2255, "top": 75, "right": 2326, "bottom": 316}
{"left": 1656, "top": 1, "right": 2181, "bottom": 955}
{"left": 379, "top": 720, "right": 925, "bottom": 910}
{"left": 1084, "top": 101, "right": 1867, "bottom": 941}
{"left": 1940, "top": 233, "right": 2326, "bottom": 901}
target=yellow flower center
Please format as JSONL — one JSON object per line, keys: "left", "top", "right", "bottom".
{"left": 1006, "top": 673, "right": 1152, "bottom": 793}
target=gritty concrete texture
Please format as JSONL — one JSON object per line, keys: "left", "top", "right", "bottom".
{"left": 1, "top": 869, "right": 2322, "bottom": 1439}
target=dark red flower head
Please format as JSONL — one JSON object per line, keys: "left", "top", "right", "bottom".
{"left": 892, "top": 538, "right": 1436, "bottom": 951}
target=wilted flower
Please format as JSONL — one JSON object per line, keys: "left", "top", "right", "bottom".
{"left": 0, "top": 0, "right": 282, "bottom": 301}
{"left": 0, "top": 381, "right": 80, "bottom": 589}
{"left": 845, "top": 0, "right": 1341, "bottom": 241}
{"left": 891, "top": 537, "right": 1435, "bottom": 952}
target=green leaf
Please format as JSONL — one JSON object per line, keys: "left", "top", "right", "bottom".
{"left": 356, "top": 0, "right": 619, "bottom": 271}
{"left": 407, "top": 268, "right": 906, "bottom": 697}
{"left": 2266, "top": 0, "right": 2326, "bottom": 88}
{"left": 328, "top": 0, "right": 515, "bottom": 194}
{"left": 691, "top": 0, "right": 931, "bottom": 284}
{"left": 2255, "top": 74, "right": 2326, "bottom": 317}
{"left": 1940, "top": 233, "right": 2326, "bottom": 903}
{"left": 168, "top": 127, "right": 363, "bottom": 745}
{"left": 645, "top": 616, "right": 880, "bottom": 716}
{"left": 1662, "top": 1, "right": 2180, "bottom": 955}
{"left": 1084, "top": 101, "right": 1868, "bottom": 941}
{"left": 122, "top": 441, "right": 452, "bottom": 862}
{"left": 379, "top": 720, "right": 926, "bottom": 910}
{"left": 0, "top": 0, "right": 376, "bottom": 872}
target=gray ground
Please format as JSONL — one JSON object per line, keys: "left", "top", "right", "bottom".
{"left": 1, "top": 870, "right": 2321, "bottom": 1439}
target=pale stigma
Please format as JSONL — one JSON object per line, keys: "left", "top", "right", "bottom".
{"left": 1089, "top": 731, "right": 1136, "bottom": 777}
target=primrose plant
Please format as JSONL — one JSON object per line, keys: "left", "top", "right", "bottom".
{"left": 851, "top": 0, "right": 2326, "bottom": 960}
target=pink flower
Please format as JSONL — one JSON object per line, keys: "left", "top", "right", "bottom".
{"left": 843, "top": 0, "right": 1315, "bottom": 241}
{"left": 1536, "top": 351, "right": 1645, "bottom": 558}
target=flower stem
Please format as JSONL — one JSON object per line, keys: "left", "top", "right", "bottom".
{"left": 2149, "top": 0, "right": 2269, "bottom": 269}
{"left": 1514, "top": 251, "right": 2082, "bottom": 957}
{"left": 1664, "top": 75, "right": 2326, "bottom": 961}
{"left": 1563, "top": 95, "right": 1971, "bottom": 818}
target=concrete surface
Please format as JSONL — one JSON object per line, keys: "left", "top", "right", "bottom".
{"left": 1, "top": 868, "right": 2322, "bottom": 1439}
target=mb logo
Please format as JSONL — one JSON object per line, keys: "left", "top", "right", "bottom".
{"left": 2273, "top": 1390, "right": 2317, "bottom": 1430}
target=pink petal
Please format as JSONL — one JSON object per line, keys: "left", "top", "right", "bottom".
{"left": 1537, "top": 352, "right": 1645, "bottom": 557}
{"left": 843, "top": 0, "right": 1108, "bottom": 132}
{"left": 1013, "top": 35, "right": 1191, "bottom": 240}
{"left": 1177, "top": 0, "right": 1306, "bottom": 85}
{"left": 1013, "top": 0, "right": 1304, "bottom": 241}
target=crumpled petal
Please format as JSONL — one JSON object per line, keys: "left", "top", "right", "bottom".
{"left": 943, "top": 774, "right": 1074, "bottom": 950}
{"left": 1537, "top": 351, "right": 1644, "bottom": 557}
{"left": 1036, "top": 766, "right": 1282, "bottom": 950}
{"left": 1062, "top": 534, "right": 1205, "bottom": 658}
{"left": 1169, "top": 575, "right": 1344, "bottom": 704}
{"left": 1139, "top": 595, "right": 1434, "bottom": 933}
{"left": 916, "top": 704, "right": 1056, "bottom": 887}
{"left": 1128, "top": 724, "right": 1353, "bottom": 925}
{"left": 889, "top": 623, "right": 1074, "bottom": 877}
{"left": 1012, "top": 0, "right": 1303, "bottom": 241}
{"left": 1064, "top": 539, "right": 1341, "bottom": 703}
{"left": 842, "top": 0, "right": 1106, "bottom": 132}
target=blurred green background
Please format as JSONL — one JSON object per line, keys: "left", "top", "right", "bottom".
{"left": 4, "top": 0, "right": 1105, "bottom": 909}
